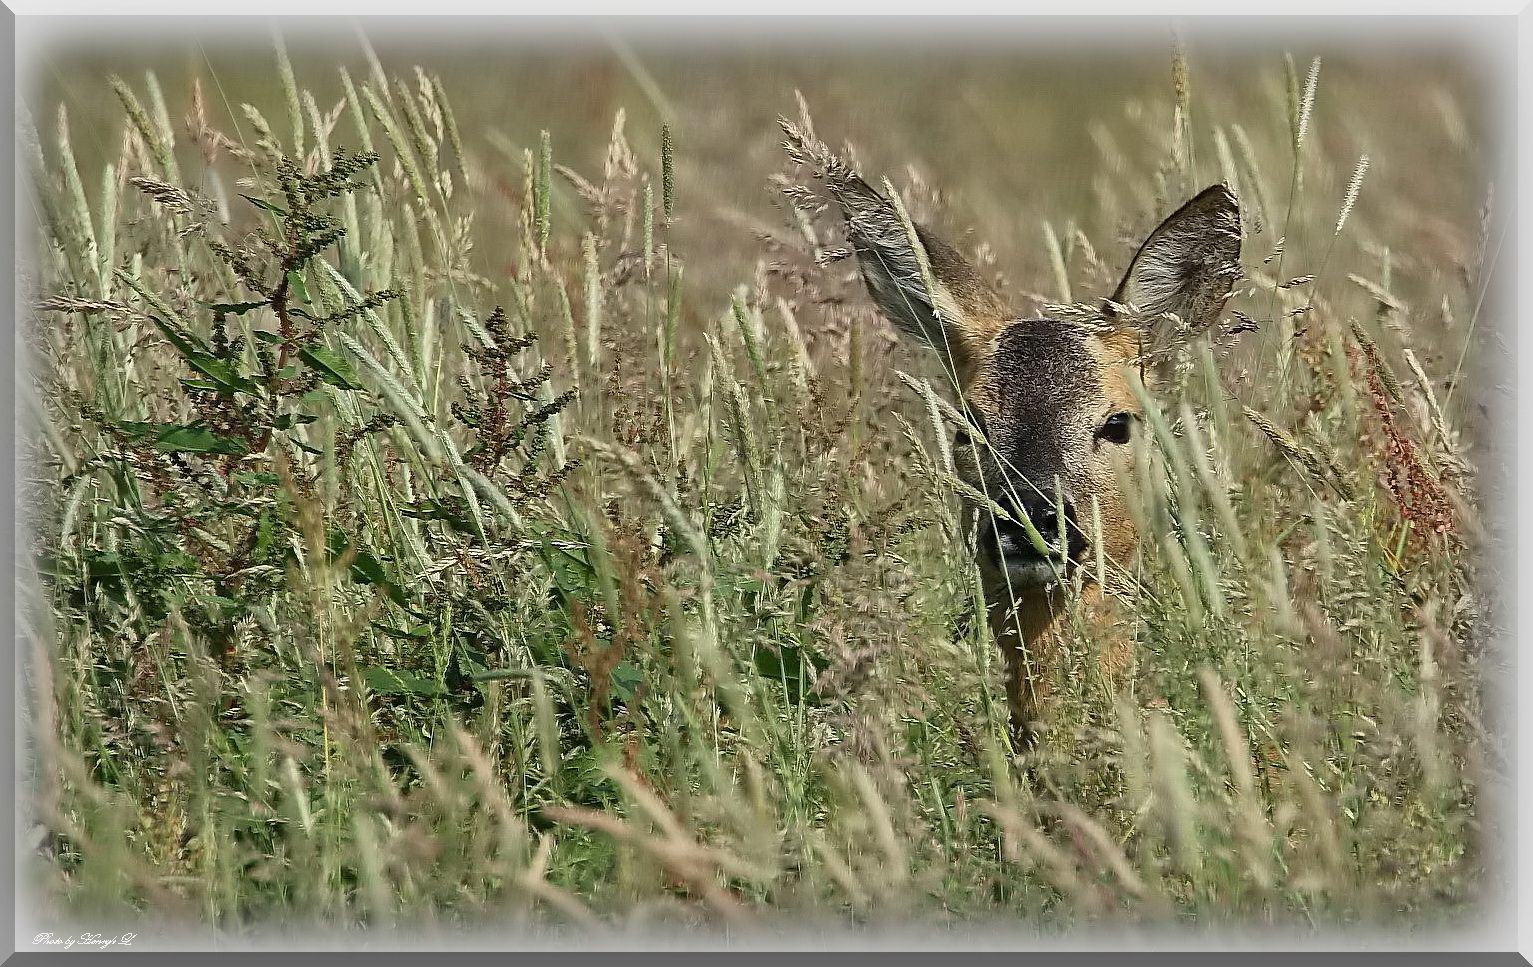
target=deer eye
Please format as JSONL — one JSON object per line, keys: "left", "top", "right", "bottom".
{"left": 1097, "top": 411, "right": 1134, "bottom": 445}
{"left": 953, "top": 410, "right": 988, "bottom": 451}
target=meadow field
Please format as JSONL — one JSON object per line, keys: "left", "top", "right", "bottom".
{"left": 22, "top": 23, "right": 1502, "bottom": 938}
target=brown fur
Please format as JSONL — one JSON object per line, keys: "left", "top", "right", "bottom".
{"left": 782, "top": 121, "right": 1241, "bottom": 748}
{"left": 990, "top": 582, "right": 1135, "bottom": 744}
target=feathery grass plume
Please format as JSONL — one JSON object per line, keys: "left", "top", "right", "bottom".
{"left": 1401, "top": 347, "right": 1467, "bottom": 476}
{"left": 1172, "top": 37, "right": 1191, "bottom": 110}
{"left": 582, "top": 232, "right": 602, "bottom": 371}
{"left": 1148, "top": 710, "right": 1203, "bottom": 880}
{"left": 1210, "top": 132, "right": 1267, "bottom": 245}
{"left": 1042, "top": 220, "right": 1071, "bottom": 303}
{"left": 987, "top": 801, "right": 1105, "bottom": 913}
{"left": 1152, "top": 404, "right": 1225, "bottom": 621}
{"left": 142, "top": 71, "right": 182, "bottom": 185}
{"left": 113, "top": 265, "right": 187, "bottom": 330}
{"left": 392, "top": 75, "right": 440, "bottom": 191}
{"left": 916, "top": 375, "right": 956, "bottom": 479}
{"left": 1229, "top": 123, "right": 1272, "bottom": 233}
{"left": 1213, "top": 126, "right": 1240, "bottom": 209}
{"left": 1410, "top": 602, "right": 1451, "bottom": 795}
{"left": 553, "top": 277, "right": 579, "bottom": 392}
{"left": 301, "top": 89, "right": 334, "bottom": 168}
{"left": 1180, "top": 402, "right": 1250, "bottom": 565}
{"left": 1349, "top": 319, "right": 1405, "bottom": 407}
{"left": 1049, "top": 800, "right": 1160, "bottom": 909}
{"left": 242, "top": 102, "right": 283, "bottom": 162}
{"left": 275, "top": 34, "right": 304, "bottom": 161}
{"left": 641, "top": 182, "right": 654, "bottom": 270}
{"left": 317, "top": 263, "right": 415, "bottom": 380}
{"left": 109, "top": 75, "right": 175, "bottom": 182}
{"left": 711, "top": 331, "right": 764, "bottom": 521}
{"left": 774, "top": 296, "right": 814, "bottom": 387}
{"left": 541, "top": 797, "right": 757, "bottom": 924}
{"left": 96, "top": 161, "right": 119, "bottom": 286}
{"left": 53, "top": 106, "right": 100, "bottom": 286}
{"left": 426, "top": 78, "right": 467, "bottom": 193}
{"left": 1243, "top": 405, "right": 1354, "bottom": 501}
{"left": 22, "top": 123, "right": 74, "bottom": 278}
{"left": 1334, "top": 153, "right": 1369, "bottom": 236}
{"left": 1293, "top": 56, "right": 1321, "bottom": 155}
{"left": 731, "top": 289, "right": 769, "bottom": 391}
{"left": 35, "top": 296, "right": 131, "bottom": 316}
{"left": 660, "top": 123, "right": 675, "bottom": 219}
{"left": 1197, "top": 667, "right": 1273, "bottom": 891}
{"left": 1347, "top": 272, "right": 1403, "bottom": 314}
{"left": 1171, "top": 36, "right": 1195, "bottom": 185}
{"left": 536, "top": 130, "right": 552, "bottom": 255}
{"left": 127, "top": 176, "right": 207, "bottom": 226}
{"left": 338, "top": 69, "right": 384, "bottom": 194}
{"left": 363, "top": 85, "right": 430, "bottom": 212}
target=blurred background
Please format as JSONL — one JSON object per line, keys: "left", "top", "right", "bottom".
{"left": 29, "top": 19, "right": 1497, "bottom": 334}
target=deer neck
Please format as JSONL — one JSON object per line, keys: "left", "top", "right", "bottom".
{"left": 985, "top": 579, "right": 1134, "bottom": 701}
{"left": 985, "top": 581, "right": 1089, "bottom": 647}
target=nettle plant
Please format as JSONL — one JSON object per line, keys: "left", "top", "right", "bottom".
{"left": 38, "top": 140, "right": 576, "bottom": 707}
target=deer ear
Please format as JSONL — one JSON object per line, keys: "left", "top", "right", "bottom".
{"left": 832, "top": 176, "right": 1009, "bottom": 384}
{"left": 1108, "top": 184, "right": 1242, "bottom": 333}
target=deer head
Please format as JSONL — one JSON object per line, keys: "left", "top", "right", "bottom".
{"left": 782, "top": 118, "right": 1241, "bottom": 743}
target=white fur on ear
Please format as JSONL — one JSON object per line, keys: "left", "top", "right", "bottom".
{"left": 780, "top": 117, "right": 1007, "bottom": 381}
{"left": 1110, "top": 184, "right": 1242, "bottom": 333}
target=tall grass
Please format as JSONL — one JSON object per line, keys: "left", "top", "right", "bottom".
{"left": 22, "top": 42, "right": 1488, "bottom": 936}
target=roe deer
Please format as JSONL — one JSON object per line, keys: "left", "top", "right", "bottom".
{"left": 781, "top": 121, "right": 1241, "bottom": 748}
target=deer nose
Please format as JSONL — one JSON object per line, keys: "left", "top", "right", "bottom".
{"left": 998, "top": 494, "right": 1086, "bottom": 560}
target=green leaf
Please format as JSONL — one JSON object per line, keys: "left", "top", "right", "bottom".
{"left": 239, "top": 194, "right": 287, "bottom": 216}
{"left": 399, "top": 498, "right": 477, "bottom": 536}
{"left": 146, "top": 313, "right": 259, "bottom": 394}
{"left": 753, "top": 642, "right": 827, "bottom": 706}
{"left": 192, "top": 356, "right": 258, "bottom": 394}
{"left": 146, "top": 312, "right": 211, "bottom": 357}
{"left": 542, "top": 544, "right": 595, "bottom": 599}
{"left": 209, "top": 300, "right": 269, "bottom": 317}
{"left": 115, "top": 421, "right": 248, "bottom": 455}
{"left": 299, "top": 343, "right": 363, "bottom": 390}
{"left": 82, "top": 550, "right": 124, "bottom": 579}
{"left": 611, "top": 661, "right": 643, "bottom": 702}
{"left": 449, "top": 640, "right": 491, "bottom": 691}
{"left": 233, "top": 470, "right": 281, "bottom": 488}
{"left": 563, "top": 749, "right": 611, "bottom": 787}
{"left": 252, "top": 508, "right": 281, "bottom": 559}
{"left": 359, "top": 666, "right": 445, "bottom": 698}
{"left": 328, "top": 530, "right": 410, "bottom": 607}
{"left": 373, "top": 622, "right": 431, "bottom": 641}
{"left": 154, "top": 423, "right": 248, "bottom": 455}
{"left": 152, "top": 547, "right": 203, "bottom": 574}
{"left": 272, "top": 412, "right": 318, "bottom": 430}
{"left": 287, "top": 270, "right": 311, "bottom": 305}
{"left": 348, "top": 546, "right": 391, "bottom": 586}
